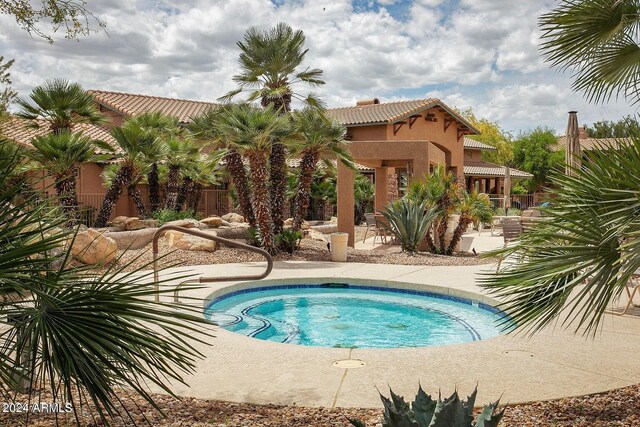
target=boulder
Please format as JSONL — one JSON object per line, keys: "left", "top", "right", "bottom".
{"left": 165, "top": 219, "right": 201, "bottom": 229}
{"left": 200, "top": 216, "right": 223, "bottom": 227}
{"left": 307, "top": 229, "right": 329, "bottom": 243}
{"left": 104, "top": 227, "right": 159, "bottom": 250}
{"left": 284, "top": 218, "right": 294, "bottom": 227}
{"left": 71, "top": 228, "right": 117, "bottom": 265}
{"left": 310, "top": 224, "right": 338, "bottom": 234}
{"left": 124, "top": 217, "right": 158, "bottom": 230}
{"left": 215, "top": 226, "right": 251, "bottom": 240}
{"left": 220, "top": 219, "right": 231, "bottom": 227}
{"left": 221, "top": 213, "right": 245, "bottom": 223}
{"left": 329, "top": 216, "right": 337, "bottom": 224}
{"left": 111, "top": 216, "right": 129, "bottom": 228}
{"left": 165, "top": 229, "right": 218, "bottom": 252}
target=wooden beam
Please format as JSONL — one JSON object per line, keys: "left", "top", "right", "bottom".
{"left": 457, "top": 127, "right": 467, "bottom": 141}
{"left": 444, "top": 118, "right": 454, "bottom": 132}
{"left": 393, "top": 121, "right": 406, "bottom": 135}
{"left": 408, "top": 114, "right": 421, "bottom": 128}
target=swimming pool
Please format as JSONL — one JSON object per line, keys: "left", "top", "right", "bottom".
{"left": 205, "top": 284, "right": 504, "bottom": 348}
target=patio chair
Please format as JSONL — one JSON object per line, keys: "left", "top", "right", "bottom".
{"left": 495, "top": 217, "right": 523, "bottom": 272}
{"left": 362, "top": 213, "right": 376, "bottom": 243}
{"left": 373, "top": 214, "right": 393, "bottom": 245}
{"left": 610, "top": 271, "right": 640, "bottom": 316}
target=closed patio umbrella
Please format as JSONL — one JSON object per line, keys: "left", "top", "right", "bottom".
{"left": 504, "top": 166, "right": 511, "bottom": 214}
{"left": 566, "top": 111, "right": 581, "bottom": 176}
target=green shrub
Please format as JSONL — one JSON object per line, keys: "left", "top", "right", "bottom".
{"left": 246, "top": 226, "right": 261, "bottom": 247}
{"left": 494, "top": 207, "right": 521, "bottom": 217}
{"left": 511, "top": 184, "right": 528, "bottom": 195}
{"left": 276, "top": 229, "right": 302, "bottom": 254}
{"left": 348, "top": 385, "right": 504, "bottom": 427}
{"left": 382, "top": 199, "right": 438, "bottom": 254}
{"left": 151, "top": 208, "right": 198, "bottom": 225}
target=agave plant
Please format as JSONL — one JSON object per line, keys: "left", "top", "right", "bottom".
{"left": 382, "top": 199, "right": 438, "bottom": 254}
{"left": 348, "top": 385, "right": 504, "bottom": 427}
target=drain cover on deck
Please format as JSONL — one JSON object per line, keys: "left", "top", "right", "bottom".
{"left": 333, "top": 359, "right": 366, "bottom": 368}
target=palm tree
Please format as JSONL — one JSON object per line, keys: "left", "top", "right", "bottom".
{"left": 16, "top": 78, "right": 105, "bottom": 134}
{"left": 164, "top": 136, "right": 200, "bottom": 210}
{"left": 448, "top": 190, "right": 492, "bottom": 254}
{"left": 189, "top": 108, "right": 256, "bottom": 226}
{"left": 217, "top": 104, "right": 290, "bottom": 254}
{"left": 101, "top": 163, "right": 149, "bottom": 218}
{"left": 126, "top": 112, "right": 177, "bottom": 211}
{"left": 539, "top": 0, "right": 640, "bottom": 105}
{"left": 28, "top": 130, "right": 109, "bottom": 222}
{"left": 291, "top": 109, "right": 354, "bottom": 230}
{"left": 94, "top": 125, "right": 158, "bottom": 227}
{"left": 220, "top": 23, "right": 325, "bottom": 235}
{"left": 181, "top": 155, "right": 223, "bottom": 214}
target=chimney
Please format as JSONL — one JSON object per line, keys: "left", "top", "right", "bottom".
{"left": 578, "top": 126, "right": 588, "bottom": 139}
{"left": 356, "top": 98, "right": 380, "bottom": 106}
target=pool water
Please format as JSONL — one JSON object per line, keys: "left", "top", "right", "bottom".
{"left": 204, "top": 285, "right": 503, "bottom": 348}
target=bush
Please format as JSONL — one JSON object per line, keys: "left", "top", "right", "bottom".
{"left": 348, "top": 384, "right": 504, "bottom": 427}
{"left": 381, "top": 199, "right": 438, "bottom": 254}
{"left": 511, "top": 184, "right": 528, "bottom": 195}
{"left": 151, "top": 208, "right": 199, "bottom": 225}
{"left": 276, "top": 229, "right": 302, "bottom": 254}
{"left": 246, "top": 226, "right": 261, "bottom": 247}
{"left": 494, "top": 207, "right": 521, "bottom": 216}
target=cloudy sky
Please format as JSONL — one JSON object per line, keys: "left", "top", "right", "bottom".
{"left": 0, "top": 0, "right": 635, "bottom": 134}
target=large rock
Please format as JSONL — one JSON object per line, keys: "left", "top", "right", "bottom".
{"left": 110, "top": 216, "right": 129, "bottom": 228}
{"left": 124, "top": 217, "right": 158, "bottom": 230}
{"left": 165, "top": 219, "right": 201, "bottom": 229}
{"left": 104, "top": 228, "right": 159, "bottom": 250}
{"left": 215, "top": 226, "right": 251, "bottom": 240}
{"left": 72, "top": 228, "right": 117, "bottom": 265}
{"left": 306, "top": 229, "right": 329, "bottom": 243}
{"left": 200, "top": 216, "right": 222, "bottom": 227}
{"left": 165, "top": 229, "right": 218, "bottom": 252}
{"left": 221, "top": 213, "right": 245, "bottom": 223}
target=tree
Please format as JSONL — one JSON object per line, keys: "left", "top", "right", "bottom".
{"left": 290, "top": 108, "right": 354, "bottom": 230}
{"left": 221, "top": 23, "right": 325, "bottom": 235}
{"left": 27, "top": 130, "right": 109, "bottom": 222}
{"left": 189, "top": 107, "right": 256, "bottom": 226}
{"left": 94, "top": 125, "right": 158, "bottom": 227}
{"left": 539, "top": 0, "right": 640, "bottom": 105}
{"left": 0, "top": 56, "right": 16, "bottom": 117}
{"left": 586, "top": 116, "right": 640, "bottom": 138}
{"left": 1, "top": 0, "right": 106, "bottom": 42}
{"left": 463, "top": 110, "right": 513, "bottom": 165}
{"left": 512, "top": 127, "right": 565, "bottom": 192}
{"left": 217, "top": 104, "right": 291, "bottom": 254}
{"left": 16, "top": 78, "right": 106, "bottom": 134}
{"left": 448, "top": 191, "right": 492, "bottom": 254}
{"left": 163, "top": 136, "right": 200, "bottom": 210}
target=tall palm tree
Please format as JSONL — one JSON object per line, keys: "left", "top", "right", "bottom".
{"left": 220, "top": 23, "right": 325, "bottom": 234}
{"left": 217, "top": 104, "right": 290, "bottom": 254}
{"left": 291, "top": 109, "right": 354, "bottom": 230}
{"left": 94, "top": 125, "right": 158, "bottom": 227}
{"left": 28, "top": 130, "right": 109, "bottom": 222}
{"left": 126, "top": 112, "right": 178, "bottom": 211}
{"left": 16, "top": 78, "right": 105, "bottom": 134}
{"left": 189, "top": 108, "right": 256, "bottom": 226}
{"left": 181, "top": 155, "right": 223, "bottom": 214}
{"left": 163, "top": 136, "right": 200, "bottom": 210}
{"left": 101, "top": 163, "right": 149, "bottom": 218}
{"left": 448, "top": 190, "right": 492, "bottom": 255}
{"left": 539, "top": 0, "right": 640, "bottom": 105}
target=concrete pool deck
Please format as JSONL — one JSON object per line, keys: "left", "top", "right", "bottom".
{"left": 150, "top": 261, "right": 640, "bottom": 408}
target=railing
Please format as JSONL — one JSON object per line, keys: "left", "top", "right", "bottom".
{"left": 151, "top": 225, "right": 273, "bottom": 303}
{"left": 488, "top": 194, "right": 542, "bottom": 211}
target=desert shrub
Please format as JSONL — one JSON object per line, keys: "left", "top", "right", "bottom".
{"left": 276, "top": 229, "right": 302, "bottom": 254}
{"left": 151, "top": 208, "right": 199, "bottom": 225}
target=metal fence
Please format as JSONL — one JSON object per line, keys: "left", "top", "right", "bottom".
{"left": 488, "top": 193, "right": 543, "bottom": 211}
{"left": 197, "top": 190, "right": 231, "bottom": 218}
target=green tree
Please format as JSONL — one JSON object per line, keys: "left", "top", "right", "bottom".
{"left": 0, "top": 56, "right": 16, "bottom": 117}
{"left": 28, "top": 130, "right": 109, "bottom": 222}
{"left": 16, "top": 78, "right": 106, "bottom": 134}
{"left": 221, "top": 23, "right": 325, "bottom": 235}
{"left": 463, "top": 110, "right": 513, "bottom": 164}
{"left": 290, "top": 108, "right": 354, "bottom": 230}
{"left": 540, "top": 0, "right": 640, "bottom": 105}
{"left": 512, "top": 127, "right": 564, "bottom": 192}
{"left": 217, "top": 104, "right": 290, "bottom": 254}
{"left": 1, "top": 0, "right": 106, "bottom": 42}
{"left": 586, "top": 116, "right": 640, "bottom": 137}
{"left": 163, "top": 135, "right": 201, "bottom": 210}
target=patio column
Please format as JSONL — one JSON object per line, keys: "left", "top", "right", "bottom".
{"left": 337, "top": 160, "right": 355, "bottom": 247}
{"left": 374, "top": 166, "right": 388, "bottom": 212}
{"left": 496, "top": 177, "right": 503, "bottom": 195}
{"left": 479, "top": 179, "right": 486, "bottom": 193}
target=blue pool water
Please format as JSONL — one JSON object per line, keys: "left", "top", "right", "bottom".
{"left": 204, "top": 285, "right": 504, "bottom": 348}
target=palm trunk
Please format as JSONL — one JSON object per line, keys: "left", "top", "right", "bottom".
{"left": 437, "top": 216, "right": 449, "bottom": 254}
{"left": 165, "top": 165, "right": 180, "bottom": 210}
{"left": 174, "top": 177, "right": 193, "bottom": 211}
{"left": 293, "top": 151, "right": 319, "bottom": 230}
{"left": 224, "top": 149, "right": 255, "bottom": 226}
{"left": 269, "top": 141, "right": 287, "bottom": 235}
{"left": 54, "top": 169, "right": 79, "bottom": 224}
{"left": 95, "top": 165, "right": 133, "bottom": 227}
{"left": 447, "top": 215, "right": 472, "bottom": 255}
{"left": 127, "top": 184, "right": 147, "bottom": 218}
{"left": 247, "top": 152, "right": 276, "bottom": 254}
{"left": 424, "top": 226, "right": 436, "bottom": 253}
{"left": 188, "top": 183, "right": 203, "bottom": 215}
{"left": 148, "top": 163, "right": 160, "bottom": 212}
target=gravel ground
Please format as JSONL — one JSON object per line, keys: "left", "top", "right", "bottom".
{"left": 2, "top": 384, "right": 639, "bottom": 426}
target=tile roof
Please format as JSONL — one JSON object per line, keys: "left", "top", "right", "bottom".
{"left": 286, "top": 158, "right": 373, "bottom": 172}
{"left": 0, "top": 117, "right": 116, "bottom": 154}
{"left": 463, "top": 137, "right": 496, "bottom": 151}
{"left": 88, "top": 90, "right": 217, "bottom": 123}
{"left": 464, "top": 162, "right": 532, "bottom": 178}
{"left": 555, "top": 135, "right": 630, "bottom": 151}
{"left": 326, "top": 98, "right": 478, "bottom": 132}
